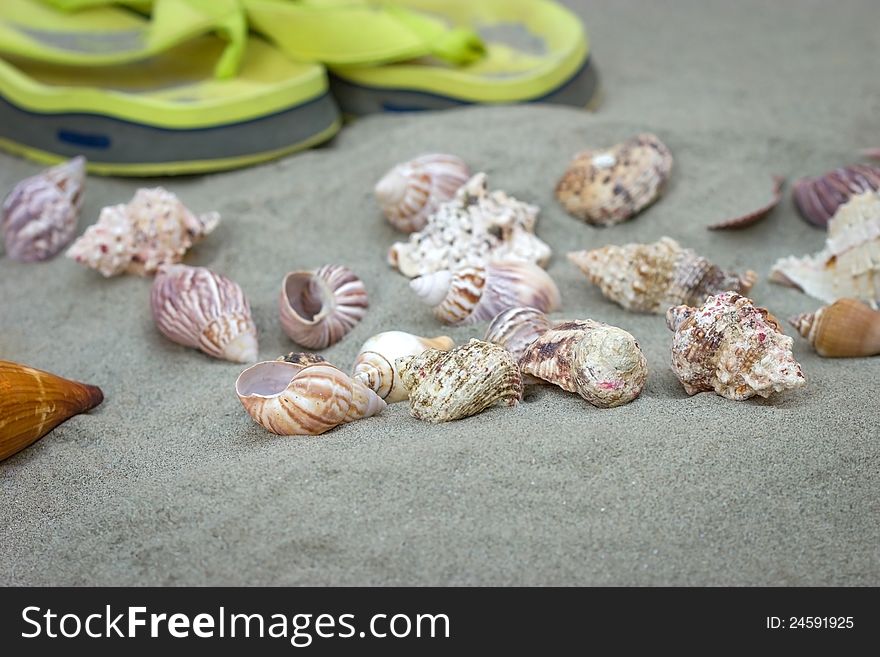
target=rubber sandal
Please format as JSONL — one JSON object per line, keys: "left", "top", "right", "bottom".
{"left": 0, "top": 0, "right": 340, "bottom": 175}
{"left": 324, "top": 0, "right": 599, "bottom": 114}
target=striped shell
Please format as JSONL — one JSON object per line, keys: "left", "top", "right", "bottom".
{"left": 151, "top": 264, "right": 258, "bottom": 363}
{"left": 666, "top": 291, "right": 805, "bottom": 400}
{"left": 236, "top": 359, "right": 385, "bottom": 436}
{"left": 396, "top": 339, "right": 523, "bottom": 423}
{"left": 555, "top": 133, "right": 673, "bottom": 226}
{"left": 568, "top": 237, "right": 757, "bottom": 314}
{"left": 410, "top": 261, "right": 561, "bottom": 326}
{"left": 792, "top": 164, "right": 880, "bottom": 228}
{"left": 352, "top": 331, "right": 454, "bottom": 403}
{"left": 2, "top": 156, "right": 85, "bottom": 262}
{"left": 484, "top": 306, "right": 552, "bottom": 362}
{"left": 788, "top": 298, "right": 880, "bottom": 358}
{"left": 375, "top": 154, "right": 470, "bottom": 233}
{"left": 1, "top": 360, "right": 103, "bottom": 461}
{"left": 279, "top": 265, "right": 368, "bottom": 349}
{"left": 519, "top": 320, "right": 648, "bottom": 407}
{"left": 66, "top": 187, "right": 219, "bottom": 277}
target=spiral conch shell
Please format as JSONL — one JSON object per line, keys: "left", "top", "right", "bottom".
{"left": 396, "top": 339, "right": 523, "bottom": 423}
{"left": 375, "top": 154, "right": 470, "bottom": 233}
{"left": 788, "top": 298, "right": 880, "bottom": 357}
{"left": 519, "top": 320, "right": 648, "bottom": 408}
{"left": 352, "top": 331, "right": 454, "bottom": 403}
{"left": 555, "top": 133, "right": 673, "bottom": 226}
{"left": 387, "top": 172, "right": 552, "bottom": 278}
{"left": 770, "top": 191, "right": 880, "bottom": 307}
{"left": 410, "top": 261, "right": 561, "bottom": 326}
{"left": 279, "top": 265, "right": 368, "bottom": 349}
{"left": 66, "top": 187, "right": 219, "bottom": 277}
{"left": 568, "top": 237, "right": 757, "bottom": 313}
{"left": 0, "top": 360, "right": 104, "bottom": 461}
{"left": 2, "top": 156, "right": 85, "bottom": 262}
{"left": 151, "top": 264, "right": 258, "bottom": 363}
{"left": 235, "top": 358, "right": 385, "bottom": 436}
{"left": 666, "top": 291, "right": 806, "bottom": 400}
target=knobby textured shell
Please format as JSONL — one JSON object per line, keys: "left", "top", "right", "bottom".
{"left": 374, "top": 154, "right": 470, "bottom": 233}
{"left": 2, "top": 156, "right": 85, "bottom": 262}
{"left": 279, "top": 265, "right": 368, "bottom": 349}
{"left": 708, "top": 175, "right": 785, "bottom": 230}
{"left": 396, "top": 339, "right": 523, "bottom": 423}
{"left": 484, "top": 306, "right": 552, "bottom": 362}
{"left": 792, "top": 164, "right": 880, "bottom": 228}
{"left": 352, "top": 331, "right": 454, "bottom": 403}
{"left": 770, "top": 191, "right": 880, "bottom": 307}
{"left": 0, "top": 360, "right": 104, "bottom": 461}
{"left": 151, "top": 264, "right": 258, "bottom": 363}
{"left": 555, "top": 133, "right": 673, "bottom": 226}
{"left": 410, "top": 261, "right": 561, "bottom": 326}
{"left": 519, "top": 320, "right": 648, "bottom": 407}
{"left": 387, "top": 172, "right": 552, "bottom": 278}
{"left": 66, "top": 187, "right": 219, "bottom": 277}
{"left": 568, "top": 236, "right": 757, "bottom": 313}
{"left": 235, "top": 359, "right": 385, "bottom": 436}
{"left": 666, "top": 291, "right": 806, "bottom": 400}
{"left": 789, "top": 298, "right": 880, "bottom": 358}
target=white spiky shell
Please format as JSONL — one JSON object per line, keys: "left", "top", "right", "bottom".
{"left": 150, "top": 264, "right": 258, "bottom": 363}
{"left": 236, "top": 359, "right": 386, "bottom": 436}
{"left": 568, "top": 236, "right": 757, "bottom": 313}
{"left": 387, "top": 173, "right": 552, "bottom": 278}
{"left": 352, "top": 331, "right": 454, "bottom": 402}
{"left": 396, "top": 339, "right": 523, "bottom": 423}
{"left": 666, "top": 291, "right": 805, "bottom": 400}
{"left": 279, "top": 265, "right": 369, "bottom": 349}
{"left": 410, "top": 261, "right": 561, "bottom": 326}
{"left": 2, "top": 156, "right": 85, "bottom": 262}
{"left": 66, "top": 187, "right": 219, "bottom": 277}
{"left": 770, "top": 191, "right": 880, "bottom": 307}
{"left": 519, "top": 320, "right": 648, "bottom": 407}
{"left": 374, "top": 154, "right": 470, "bottom": 233}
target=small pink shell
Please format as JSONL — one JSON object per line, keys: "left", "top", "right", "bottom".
{"left": 708, "top": 175, "right": 784, "bottom": 230}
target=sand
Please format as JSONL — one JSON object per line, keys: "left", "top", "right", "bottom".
{"left": 1, "top": 0, "right": 878, "bottom": 586}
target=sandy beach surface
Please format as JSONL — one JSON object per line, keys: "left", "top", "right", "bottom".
{"left": 1, "top": 0, "right": 878, "bottom": 586}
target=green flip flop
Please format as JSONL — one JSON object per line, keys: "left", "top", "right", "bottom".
{"left": 0, "top": 0, "right": 340, "bottom": 175}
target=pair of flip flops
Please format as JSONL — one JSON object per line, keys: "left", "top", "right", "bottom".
{"left": 0, "top": 0, "right": 598, "bottom": 175}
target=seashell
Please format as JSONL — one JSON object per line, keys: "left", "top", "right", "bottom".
{"left": 519, "top": 320, "right": 648, "bottom": 407}
{"left": 708, "top": 175, "right": 785, "bottom": 230}
{"left": 375, "top": 154, "right": 470, "bottom": 233}
{"left": 792, "top": 165, "right": 880, "bottom": 228}
{"left": 484, "top": 306, "right": 552, "bottom": 362}
{"left": 66, "top": 187, "right": 219, "bottom": 277}
{"left": 279, "top": 265, "right": 368, "bottom": 349}
{"left": 769, "top": 191, "right": 880, "bottom": 307}
{"left": 410, "top": 261, "right": 561, "bottom": 326}
{"left": 666, "top": 291, "right": 805, "bottom": 400}
{"left": 235, "top": 358, "right": 385, "bottom": 436}
{"left": 555, "top": 133, "right": 673, "bottom": 226}
{"left": 151, "top": 264, "right": 258, "bottom": 363}
{"left": 352, "top": 331, "right": 454, "bottom": 403}
{"left": 568, "top": 236, "right": 757, "bottom": 314}
{"left": 388, "top": 172, "right": 552, "bottom": 278}
{"left": 276, "top": 352, "right": 328, "bottom": 367}
{"left": 788, "top": 298, "right": 880, "bottom": 358}
{"left": 396, "top": 339, "right": 523, "bottom": 422}
{"left": 2, "top": 156, "right": 85, "bottom": 262}
{"left": 0, "top": 360, "right": 104, "bottom": 461}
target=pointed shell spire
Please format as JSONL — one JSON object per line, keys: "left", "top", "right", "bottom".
{"left": 788, "top": 298, "right": 880, "bottom": 357}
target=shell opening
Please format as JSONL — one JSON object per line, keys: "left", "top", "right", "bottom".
{"left": 283, "top": 272, "right": 327, "bottom": 323}
{"left": 235, "top": 361, "right": 300, "bottom": 398}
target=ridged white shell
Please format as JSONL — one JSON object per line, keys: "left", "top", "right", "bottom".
{"left": 279, "top": 265, "right": 369, "bottom": 349}
{"left": 483, "top": 306, "right": 552, "bottom": 362}
{"left": 236, "top": 359, "right": 386, "bottom": 436}
{"left": 352, "top": 331, "right": 454, "bottom": 403}
{"left": 151, "top": 264, "right": 258, "bottom": 363}
{"left": 66, "top": 187, "right": 219, "bottom": 277}
{"left": 375, "top": 154, "right": 470, "bottom": 233}
{"left": 410, "top": 261, "right": 561, "bottom": 326}
{"left": 2, "top": 156, "right": 85, "bottom": 262}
